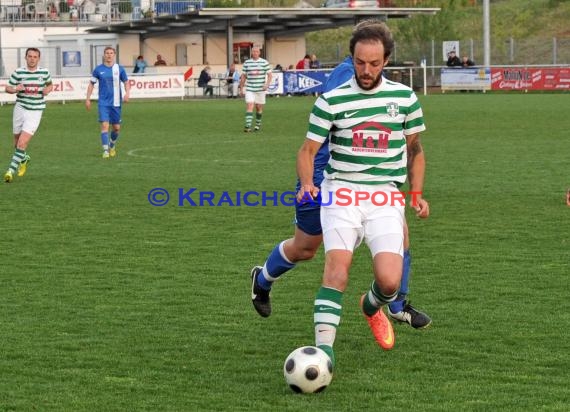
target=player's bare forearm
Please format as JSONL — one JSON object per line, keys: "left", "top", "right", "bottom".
{"left": 124, "top": 82, "right": 131, "bottom": 102}
{"left": 43, "top": 83, "right": 53, "bottom": 96}
{"left": 406, "top": 133, "right": 429, "bottom": 218}
{"left": 85, "top": 83, "right": 94, "bottom": 100}
{"left": 6, "top": 84, "right": 23, "bottom": 94}
{"left": 85, "top": 83, "right": 94, "bottom": 110}
{"left": 296, "top": 139, "right": 320, "bottom": 201}
{"left": 264, "top": 73, "right": 272, "bottom": 90}
{"left": 406, "top": 133, "right": 425, "bottom": 194}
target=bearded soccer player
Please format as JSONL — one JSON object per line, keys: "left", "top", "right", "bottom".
{"left": 294, "top": 20, "right": 430, "bottom": 365}
{"left": 250, "top": 26, "right": 431, "bottom": 338}
{"left": 4, "top": 48, "right": 53, "bottom": 183}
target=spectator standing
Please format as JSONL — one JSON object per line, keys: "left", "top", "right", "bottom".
{"left": 309, "top": 54, "right": 321, "bottom": 69}
{"left": 154, "top": 54, "right": 167, "bottom": 66}
{"left": 446, "top": 50, "right": 461, "bottom": 67}
{"left": 461, "top": 55, "right": 475, "bottom": 67}
{"left": 296, "top": 54, "right": 310, "bottom": 70}
{"left": 81, "top": 0, "right": 96, "bottom": 20}
{"left": 198, "top": 66, "right": 214, "bottom": 97}
{"left": 133, "top": 55, "right": 147, "bottom": 73}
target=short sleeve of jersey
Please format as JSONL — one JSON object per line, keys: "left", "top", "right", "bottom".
{"left": 8, "top": 71, "right": 19, "bottom": 87}
{"left": 306, "top": 96, "right": 334, "bottom": 144}
{"left": 120, "top": 66, "right": 128, "bottom": 83}
{"left": 90, "top": 68, "right": 99, "bottom": 84}
{"left": 404, "top": 91, "right": 426, "bottom": 135}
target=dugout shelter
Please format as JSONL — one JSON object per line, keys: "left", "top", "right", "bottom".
{"left": 86, "top": 7, "right": 439, "bottom": 68}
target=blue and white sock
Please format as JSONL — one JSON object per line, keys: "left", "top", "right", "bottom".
{"left": 257, "top": 241, "right": 295, "bottom": 290}
{"left": 101, "top": 132, "right": 109, "bottom": 152}
{"left": 388, "top": 249, "right": 411, "bottom": 313}
{"left": 109, "top": 131, "right": 119, "bottom": 148}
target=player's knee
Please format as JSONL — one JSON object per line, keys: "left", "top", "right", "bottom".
{"left": 297, "top": 246, "right": 318, "bottom": 261}
{"left": 323, "top": 269, "right": 349, "bottom": 291}
{"left": 379, "top": 279, "right": 400, "bottom": 297}
{"left": 287, "top": 243, "right": 317, "bottom": 262}
{"left": 324, "top": 252, "right": 351, "bottom": 283}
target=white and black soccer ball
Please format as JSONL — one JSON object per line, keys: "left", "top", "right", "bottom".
{"left": 283, "top": 346, "right": 333, "bottom": 393}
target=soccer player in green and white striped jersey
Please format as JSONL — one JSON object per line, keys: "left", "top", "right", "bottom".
{"left": 296, "top": 21, "right": 430, "bottom": 366}
{"left": 3, "top": 47, "right": 53, "bottom": 183}
{"left": 238, "top": 47, "right": 272, "bottom": 132}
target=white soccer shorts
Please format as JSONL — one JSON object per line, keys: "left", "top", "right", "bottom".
{"left": 13, "top": 104, "right": 43, "bottom": 136}
{"left": 320, "top": 179, "right": 405, "bottom": 257}
{"left": 245, "top": 90, "right": 266, "bottom": 105}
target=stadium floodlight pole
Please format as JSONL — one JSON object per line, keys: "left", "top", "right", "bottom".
{"left": 483, "top": 0, "right": 490, "bottom": 67}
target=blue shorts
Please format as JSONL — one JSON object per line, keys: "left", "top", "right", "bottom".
{"left": 98, "top": 105, "right": 122, "bottom": 124}
{"left": 295, "top": 204, "right": 322, "bottom": 236}
{"left": 294, "top": 187, "right": 324, "bottom": 236}
{"left": 294, "top": 174, "right": 324, "bottom": 236}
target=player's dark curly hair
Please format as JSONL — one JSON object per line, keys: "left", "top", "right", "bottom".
{"left": 349, "top": 20, "right": 394, "bottom": 60}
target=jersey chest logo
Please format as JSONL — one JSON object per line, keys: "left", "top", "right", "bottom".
{"left": 386, "top": 102, "right": 399, "bottom": 118}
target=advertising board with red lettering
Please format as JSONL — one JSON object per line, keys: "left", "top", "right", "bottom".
{"left": 491, "top": 68, "right": 570, "bottom": 90}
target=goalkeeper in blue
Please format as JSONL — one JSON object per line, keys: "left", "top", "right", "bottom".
{"left": 250, "top": 34, "right": 431, "bottom": 331}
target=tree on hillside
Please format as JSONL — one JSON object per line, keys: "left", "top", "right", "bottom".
{"left": 393, "top": 0, "right": 460, "bottom": 47}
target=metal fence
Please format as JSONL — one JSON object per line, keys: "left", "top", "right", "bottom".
{"left": 0, "top": 0, "right": 207, "bottom": 25}
{"left": 308, "top": 37, "right": 570, "bottom": 68}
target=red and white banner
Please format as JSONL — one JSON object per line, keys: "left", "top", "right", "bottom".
{"left": 0, "top": 74, "right": 185, "bottom": 103}
{"left": 491, "top": 68, "right": 570, "bottom": 90}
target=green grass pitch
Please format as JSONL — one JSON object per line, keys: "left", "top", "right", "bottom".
{"left": 0, "top": 93, "right": 568, "bottom": 411}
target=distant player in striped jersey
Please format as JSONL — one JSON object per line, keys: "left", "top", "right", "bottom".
{"left": 296, "top": 21, "right": 430, "bottom": 365}
{"left": 3, "top": 48, "right": 53, "bottom": 183}
{"left": 238, "top": 47, "right": 272, "bottom": 132}
{"left": 85, "top": 46, "right": 130, "bottom": 159}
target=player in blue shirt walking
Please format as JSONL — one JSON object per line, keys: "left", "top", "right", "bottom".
{"left": 250, "top": 55, "right": 431, "bottom": 329}
{"left": 85, "top": 46, "right": 130, "bottom": 158}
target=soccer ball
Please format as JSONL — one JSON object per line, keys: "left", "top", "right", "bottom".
{"left": 283, "top": 346, "right": 333, "bottom": 393}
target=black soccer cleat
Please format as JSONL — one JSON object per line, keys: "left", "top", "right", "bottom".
{"left": 250, "top": 266, "right": 271, "bottom": 317}
{"left": 387, "top": 300, "right": 432, "bottom": 329}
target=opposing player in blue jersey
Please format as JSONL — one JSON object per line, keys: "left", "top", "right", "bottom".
{"left": 85, "top": 46, "right": 130, "bottom": 159}
{"left": 250, "top": 53, "right": 431, "bottom": 329}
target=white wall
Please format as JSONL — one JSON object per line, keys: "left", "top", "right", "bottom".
{"left": 267, "top": 36, "right": 307, "bottom": 70}
{"left": 1, "top": 26, "right": 308, "bottom": 77}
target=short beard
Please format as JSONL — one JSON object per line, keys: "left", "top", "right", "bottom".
{"left": 355, "top": 73, "right": 382, "bottom": 91}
